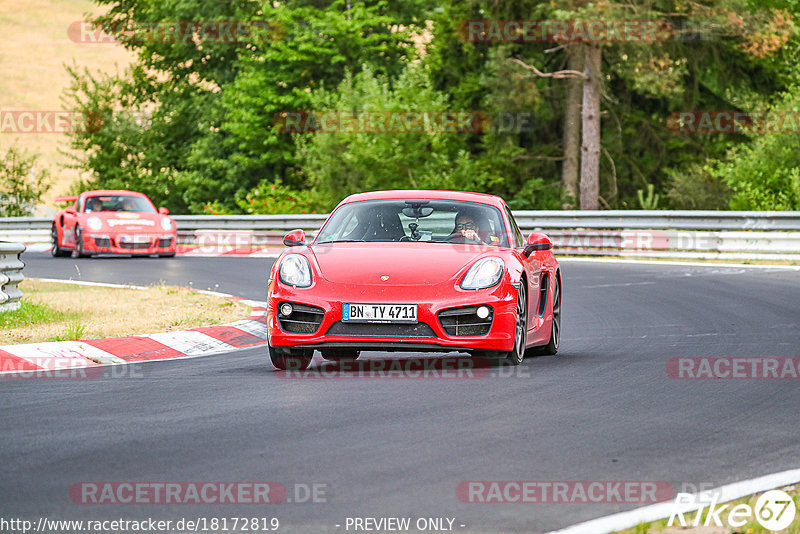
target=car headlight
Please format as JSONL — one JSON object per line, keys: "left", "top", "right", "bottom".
{"left": 461, "top": 257, "right": 504, "bottom": 290}
{"left": 160, "top": 217, "right": 173, "bottom": 230}
{"left": 87, "top": 216, "right": 103, "bottom": 231}
{"left": 279, "top": 254, "right": 313, "bottom": 287}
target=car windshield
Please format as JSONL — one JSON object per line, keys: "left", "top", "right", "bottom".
{"left": 83, "top": 195, "right": 155, "bottom": 213}
{"left": 315, "top": 199, "right": 509, "bottom": 247}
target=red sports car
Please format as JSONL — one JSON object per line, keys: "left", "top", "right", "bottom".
{"left": 267, "top": 190, "right": 561, "bottom": 370}
{"left": 51, "top": 190, "right": 177, "bottom": 258}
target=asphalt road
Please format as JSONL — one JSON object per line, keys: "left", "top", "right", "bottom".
{"left": 2, "top": 252, "right": 799, "bottom": 533}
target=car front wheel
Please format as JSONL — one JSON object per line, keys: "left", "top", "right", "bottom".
{"left": 504, "top": 284, "right": 527, "bottom": 365}
{"left": 71, "top": 227, "right": 89, "bottom": 258}
{"left": 528, "top": 275, "right": 561, "bottom": 356}
{"left": 51, "top": 225, "right": 69, "bottom": 257}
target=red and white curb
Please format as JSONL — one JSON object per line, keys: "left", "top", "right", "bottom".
{"left": 0, "top": 279, "right": 269, "bottom": 376}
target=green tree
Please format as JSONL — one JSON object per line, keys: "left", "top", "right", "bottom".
{"left": 705, "top": 86, "right": 800, "bottom": 210}
{"left": 296, "top": 63, "right": 491, "bottom": 210}
{"left": 66, "top": 0, "right": 425, "bottom": 213}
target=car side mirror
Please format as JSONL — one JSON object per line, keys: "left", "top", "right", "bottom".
{"left": 65, "top": 207, "right": 76, "bottom": 215}
{"left": 523, "top": 232, "right": 553, "bottom": 257}
{"left": 158, "top": 207, "right": 169, "bottom": 215}
{"left": 283, "top": 229, "right": 306, "bottom": 247}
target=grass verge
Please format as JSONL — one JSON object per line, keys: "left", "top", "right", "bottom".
{"left": 0, "top": 279, "right": 251, "bottom": 344}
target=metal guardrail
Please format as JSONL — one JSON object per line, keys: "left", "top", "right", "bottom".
{"left": 514, "top": 210, "right": 800, "bottom": 231}
{"left": 5, "top": 211, "right": 800, "bottom": 233}
{"left": 3, "top": 211, "right": 800, "bottom": 260}
{"left": 0, "top": 242, "right": 26, "bottom": 312}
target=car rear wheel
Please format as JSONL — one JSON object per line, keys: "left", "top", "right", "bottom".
{"left": 320, "top": 350, "right": 360, "bottom": 361}
{"left": 528, "top": 275, "right": 561, "bottom": 356}
{"left": 504, "top": 284, "right": 527, "bottom": 365}
{"left": 268, "top": 344, "right": 313, "bottom": 371}
{"left": 51, "top": 225, "right": 69, "bottom": 257}
{"left": 71, "top": 227, "right": 89, "bottom": 258}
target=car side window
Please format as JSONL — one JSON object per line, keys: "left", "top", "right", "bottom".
{"left": 505, "top": 207, "right": 525, "bottom": 248}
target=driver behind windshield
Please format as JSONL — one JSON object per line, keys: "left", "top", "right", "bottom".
{"left": 86, "top": 198, "right": 103, "bottom": 212}
{"left": 449, "top": 211, "right": 499, "bottom": 245}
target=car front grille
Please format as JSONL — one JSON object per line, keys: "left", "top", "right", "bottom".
{"left": 118, "top": 241, "right": 153, "bottom": 250}
{"left": 158, "top": 238, "right": 173, "bottom": 248}
{"left": 278, "top": 302, "right": 325, "bottom": 334}
{"left": 325, "top": 321, "right": 436, "bottom": 338}
{"left": 93, "top": 237, "right": 111, "bottom": 247}
{"left": 438, "top": 306, "right": 493, "bottom": 336}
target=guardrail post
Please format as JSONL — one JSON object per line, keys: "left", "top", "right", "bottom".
{"left": 0, "top": 241, "right": 26, "bottom": 312}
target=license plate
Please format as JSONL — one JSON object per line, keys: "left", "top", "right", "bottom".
{"left": 342, "top": 303, "right": 418, "bottom": 323}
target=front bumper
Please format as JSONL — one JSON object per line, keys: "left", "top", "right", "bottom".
{"left": 267, "top": 279, "right": 519, "bottom": 354}
{"left": 82, "top": 233, "right": 177, "bottom": 255}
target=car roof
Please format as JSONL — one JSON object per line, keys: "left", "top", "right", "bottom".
{"left": 81, "top": 190, "right": 148, "bottom": 197}
{"left": 340, "top": 190, "right": 507, "bottom": 209}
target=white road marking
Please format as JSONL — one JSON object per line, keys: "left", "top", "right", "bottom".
{"left": 580, "top": 281, "right": 656, "bottom": 289}
{"left": 546, "top": 468, "right": 800, "bottom": 534}
{"left": 561, "top": 257, "right": 800, "bottom": 271}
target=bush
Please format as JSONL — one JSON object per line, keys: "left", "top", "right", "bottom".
{"left": 0, "top": 148, "right": 50, "bottom": 216}
{"left": 664, "top": 165, "right": 731, "bottom": 210}
{"left": 235, "top": 179, "right": 319, "bottom": 215}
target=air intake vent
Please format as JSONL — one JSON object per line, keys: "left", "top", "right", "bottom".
{"left": 538, "top": 273, "right": 550, "bottom": 318}
{"left": 438, "top": 306, "right": 493, "bottom": 336}
{"left": 278, "top": 302, "right": 325, "bottom": 334}
{"left": 326, "top": 321, "right": 436, "bottom": 337}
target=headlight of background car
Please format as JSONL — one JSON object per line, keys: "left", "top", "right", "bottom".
{"left": 160, "top": 217, "right": 173, "bottom": 230}
{"left": 279, "top": 254, "right": 313, "bottom": 287}
{"left": 87, "top": 216, "right": 103, "bottom": 231}
{"left": 461, "top": 257, "right": 504, "bottom": 290}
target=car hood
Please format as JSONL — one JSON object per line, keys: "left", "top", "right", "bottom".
{"left": 311, "top": 243, "right": 487, "bottom": 285}
{"left": 87, "top": 212, "right": 163, "bottom": 230}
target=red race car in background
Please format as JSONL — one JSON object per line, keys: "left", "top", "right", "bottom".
{"left": 51, "top": 190, "right": 177, "bottom": 258}
{"left": 267, "top": 190, "right": 561, "bottom": 370}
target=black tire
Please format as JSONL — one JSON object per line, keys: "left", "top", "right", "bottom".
{"left": 528, "top": 274, "right": 561, "bottom": 356}
{"left": 504, "top": 283, "right": 527, "bottom": 365}
{"left": 320, "top": 349, "right": 360, "bottom": 362}
{"left": 71, "top": 227, "right": 89, "bottom": 258}
{"left": 51, "top": 225, "right": 69, "bottom": 257}
{"left": 159, "top": 252, "right": 176, "bottom": 258}
{"left": 269, "top": 344, "right": 313, "bottom": 371}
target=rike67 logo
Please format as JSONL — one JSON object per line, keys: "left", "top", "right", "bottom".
{"left": 669, "top": 489, "right": 796, "bottom": 531}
